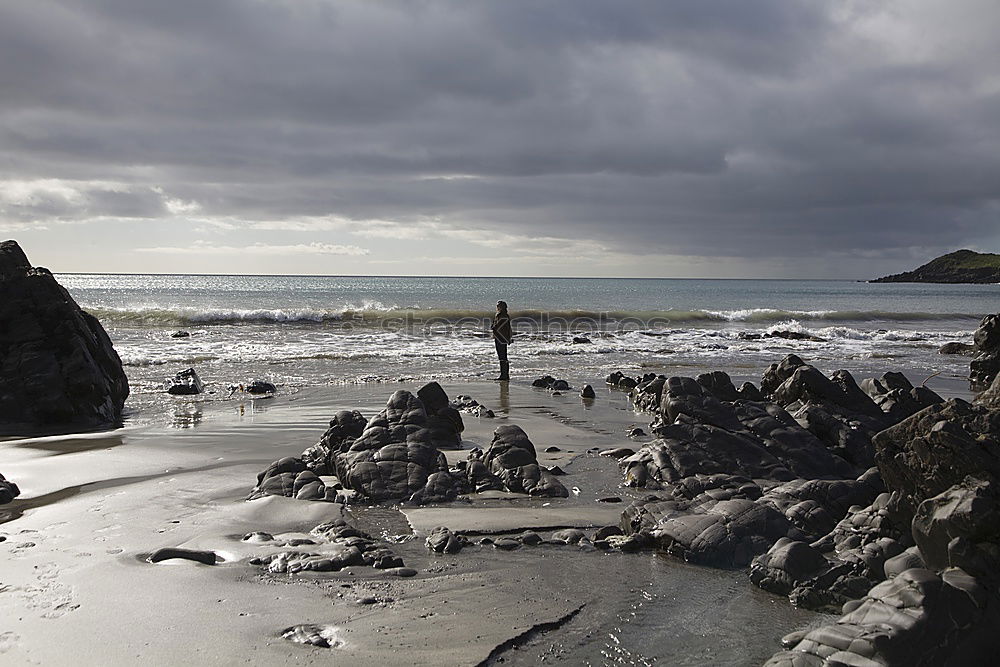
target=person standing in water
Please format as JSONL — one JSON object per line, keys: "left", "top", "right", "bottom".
{"left": 491, "top": 300, "right": 512, "bottom": 381}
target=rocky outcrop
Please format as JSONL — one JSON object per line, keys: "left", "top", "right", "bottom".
{"left": 0, "top": 240, "right": 129, "bottom": 432}
{"left": 251, "top": 382, "right": 562, "bottom": 504}
{"left": 466, "top": 425, "right": 568, "bottom": 498}
{"left": 532, "top": 375, "right": 570, "bottom": 390}
{"left": 970, "top": 313, "right": 1000, "bottom": 388}
{"left": 766, "top": 369, "right": 1000, "bottom": 665}
{"left": 0, "top": 472, "right": 19, "bottom": 504}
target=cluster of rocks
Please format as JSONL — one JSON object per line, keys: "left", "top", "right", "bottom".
{"left": 532, "top": 375, "right": 571, "bottom": 391}
{"left": 605, "top": 351, "right": 1000, "bottom": 664}
{"left": 0, "top": 472, "right": 19, "bottom": 504}
{"left": 0, "top": 240, "right": 129, "bottom": 432}
{"left": 451, "top": 394, "right": 495, "bottom": 418}
{"left": 425, "top": 525, "right": 638, "bottom": 554}
{"left": 766, "top": 376, "right": 1000, "bottom": 665}
{"left": 250, "top": 382, "right": 567, "bottom": 505}
{"left": 164, "top": 367, "right": 277, "bottom": 397}
{"left": 247, "top": 518, "right": 415, "bottom": 577}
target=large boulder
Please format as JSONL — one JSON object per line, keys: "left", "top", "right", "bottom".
{"left": 471, "top": 424, "right": 568, "bottom": 497}
{"left": 300, "top": 410, "right": 369, "bottom": 476}
{"left": 334, "top": 389, "right": 462, "bottom": 503}
{"left": 0, "top": 240, "right": 129, "bottom": 432}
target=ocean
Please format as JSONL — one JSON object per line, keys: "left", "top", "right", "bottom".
{"left": 57, "top": 273, "right": 997, "bottom": 420}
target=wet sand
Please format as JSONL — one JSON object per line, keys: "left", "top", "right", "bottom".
{"left": 3, "top": 379, "right": 840, "bottom": 665}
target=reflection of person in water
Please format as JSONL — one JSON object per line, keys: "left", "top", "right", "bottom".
{"left": 491, "top": 300, "right": 512, "bottom": 381}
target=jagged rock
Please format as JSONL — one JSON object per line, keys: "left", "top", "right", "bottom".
{"left": 166, "top": 368, "right": 204, "bottom": 395}
{"left": 773, "top": 365, "right": 885, "bottom": 422}
{"left": 0, "top": 472, "right": 20, "bottom": 504}
{"left": 761, "top": 354, "right": 807, "bottom": 397}
{"left": 630, "top": 375, "right": 665, "bottom": 413}
{"left": 861, "top": 371, "right": 943, "bottom": 423}
{"left": 661, "top": 376, "right": 744, "bottom": 431}
{"left": 912, "top": 477, "right": 1000, "bottom": 581}
{"left": 970, "top": 313, "right": 1000, "bottom": 388}
{"left": 766, "top": 567, "right": 996, "bottom": 666}
{"left": 695, "top": 371, "right": 740, "bottom": 401}
{"left": 791, "top": 403, "right": 878, "bottom": 469}
{"left": 874, "top": 398, "right": 1000, "bottom": 526}
{"left": 473, "top": 425, "right": 568, "bottom": 497}
{"left": 0, "top": 240, "right": 129, "bottom": 431}
{"left": 737, "top": 382, "right": 764, "bottom": 401}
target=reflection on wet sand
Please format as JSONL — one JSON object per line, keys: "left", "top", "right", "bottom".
{"left": 3, "top": 433, "right": 126, "bottom": 456}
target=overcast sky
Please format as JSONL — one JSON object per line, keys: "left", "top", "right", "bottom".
{"left": 1, "top": 0, "right": 998, "bottom": 278}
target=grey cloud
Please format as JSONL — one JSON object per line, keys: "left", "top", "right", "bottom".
{"left": 1, "top": 1, "right": 998, "bottom": 275}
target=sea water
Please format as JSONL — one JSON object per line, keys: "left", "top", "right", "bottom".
{"left": 57, "top": 274, "right": 997, "bottom": 420}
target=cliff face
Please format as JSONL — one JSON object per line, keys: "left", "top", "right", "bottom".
{"left": 0, "top": 240, "right": 129, "bottom": 434}
{"left": 871, "top": 249, "right": 1000, "bottom": 284}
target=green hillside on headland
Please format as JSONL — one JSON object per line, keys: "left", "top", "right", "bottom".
{"left": 871, "top": 249, "right": 1000, "bottom": 284}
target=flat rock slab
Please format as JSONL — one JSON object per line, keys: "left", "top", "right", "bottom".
{"left": 402, "top": 505, "right": 623, "bottom": 536}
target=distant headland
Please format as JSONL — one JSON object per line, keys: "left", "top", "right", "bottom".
{"left": 870, "top": 249, "right": 1000, "bottom": 284}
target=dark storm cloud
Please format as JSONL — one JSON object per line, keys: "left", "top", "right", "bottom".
{"left": 1, "top": 0, "right": 998, "bottom": 273}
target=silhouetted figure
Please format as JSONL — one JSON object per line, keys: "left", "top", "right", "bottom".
{"left": 492, "top": 300, "right": 512, "bottom": 381}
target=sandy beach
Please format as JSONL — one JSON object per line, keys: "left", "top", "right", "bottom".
{"left": 1, "top": 379, "right": 835, "bottom": 666}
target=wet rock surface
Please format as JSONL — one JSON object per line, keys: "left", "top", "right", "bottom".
{"left": 0, "top": 240, "right": 129, "bottom": 432}
{"left": 763, "top": 356, "right": 1000, "bottom": 665}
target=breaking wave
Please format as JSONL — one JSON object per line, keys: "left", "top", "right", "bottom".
{"left": 85, "top": 305, "right": 983, "bottom": 327}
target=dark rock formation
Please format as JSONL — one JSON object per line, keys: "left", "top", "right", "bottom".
{"left": 300, "top": 410, "right": 369, "bottom": 476}
{"left": 335, "top": 389, "right": 460, "bottom": 503}
{"left": 0, "top": 472, "right": 19, "bottom": 504}
{"left": 871, "top": 248, "right": 1000, "bottom": 284}
{"left": 149, "top": 547, "right": 217, "bottom": 565}
{"left": 166, "top": 368, "right": 204, "bottom": 395}
{"left": 970, "top": 313, "right": 1000, "bottom": 388}
{"left": 580, "top": 384, "right": 596, "bottom": 399}
{"left": 765, "top": 330, "right": 825, "bottom": 342}
{"left": 0, "top": 240, "right": 129, "bottom": 432}
{"left": 468, "top": 425, "right": 568, "bottom": 497}
{"left": 170, "top": 330, "right": 190, "bottom": 338}
{"left": 766, "top": 366, "right": 1000, "bottom": 665}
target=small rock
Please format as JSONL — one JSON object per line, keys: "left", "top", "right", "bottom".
{"left": 518, "top": 532, "right": 543, "bottom": 546}
{"left": 572, "top": 337, "right": 592, "bottom": 344}
{"left": 148, "top": 547, "right": 217, "bottom": 565}
{"left": 493, "top": 539, "right": 521, "bottom": 551}
{"left": 544, "top": 446, "right": 561, "bottom": 453}
{"left": 171, "top": 331, "right": 191, "bottom": 338}
{"left": 385, "top": 567, "right": 418, "bottom": 577}
{"left": 626, "top": 427, "right": 646, "bottom": 437}
{"left": 593, "top": 526, "right": 623, "bottom": 541}
{"left": 597, "top": 496, "right": 622, "bottom": 503}
{"left": 581, "top": 384, "right": 596, "bottom": 399}
{"left": 241, "top": 531, "right": 274, "bottom": 543}
{"left": 550, "top": 529, "right": 585, "bottom": 545}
